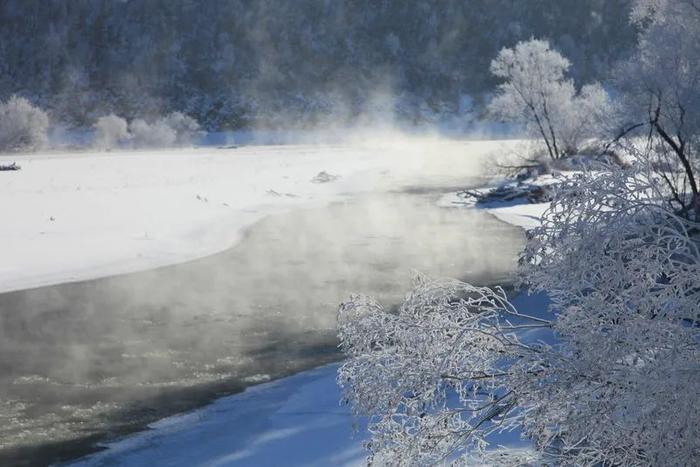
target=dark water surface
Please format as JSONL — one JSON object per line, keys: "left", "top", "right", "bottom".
{"left": 0, "top": 189, "right": 524, "bottom": 466}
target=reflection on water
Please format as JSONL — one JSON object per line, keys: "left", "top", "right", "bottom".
{"left": 0, "top": 191, "right": 523, "bottom": 466}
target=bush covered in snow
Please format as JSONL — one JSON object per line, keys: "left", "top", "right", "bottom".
{"left": 0, "top": 95, "right": 49, "bottom": 152}
{"left": 162, "top": 112, "right": 204, "bottom": 146}
{"left": 93, "top": 114, "right": 129, "bottom": 150}
{"left": 128, "top": 118, "right": 178, "bottom": 148}
{"left": 92, "top": 112, "right": 203, "bottom": 150}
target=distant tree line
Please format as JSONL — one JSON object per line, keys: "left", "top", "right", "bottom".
{"left": 0, "top": 0, "right": 635, "bottom": 130}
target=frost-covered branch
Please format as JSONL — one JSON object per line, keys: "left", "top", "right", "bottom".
{"left": 339, "top": 167, "right": 700, "bottom": 465}
{"left": 616, "top": 0, "right": 700, "bottom": 219}
{"left": 338, "top": 276, "right": 554, "bottom": 464}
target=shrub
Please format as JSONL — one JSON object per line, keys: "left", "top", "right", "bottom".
{"left": 93, "top": 112, "right": 203, "bottom": 150}
{"left": 162, "top": 111, "right": 203, "bottom": 146}
{"left": 0, "top": 95, "right": 49, "bottom": 152}
{"left": 128, "top": 118, "right": 177, "bottom": 148}
{"left": 339, "top": 165, "right": 700, "bottom": 465}
{"left": 93, "top": 114, "right": 129, "bottom": 150}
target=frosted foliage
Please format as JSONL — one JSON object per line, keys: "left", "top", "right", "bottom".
{"left": 129, "top": 118, "right": 177, "bottom": 148}
{"left": 520, "top": 167, "right": 700, "bottom": 465}
{"left": 339, "top": 169, "right": 700, "bottom": 465}
{"left": 618, "top": 0, "right": 700, "bottom": 217}
{"left": 162, "top": 112, "right": 203, "bottom": 146}
{"left": 93, "top": 112, "right": 202, "bottom": 150}
{"left": 93, "top": 114, "right": 129, "bottom": 150}
{"left": 561, "top": 83, "right": 610, "bottom": 152}
{"left": 0, "top": 95, "right": 49, "bottom": 152}
{"left": 338, "top": 276, "right": 553, "bottom": 465}
{"left": 128, "top": 112, "right": 202, "bottom": 148}
{"left": 488, "top": 40, "right": 609, "bottom": 159}
{"left": 633, "top": 0, "right": 700, "bottom": 140}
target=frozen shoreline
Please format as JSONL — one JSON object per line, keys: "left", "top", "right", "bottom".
{"left": 438, "top": 183, "right": 551, "bottom": 231}
{"left": 0, "top": 145, "right": 378, "bottom": 294}
{"left": 70, "top": 363, "right": 367, "bottom": 467}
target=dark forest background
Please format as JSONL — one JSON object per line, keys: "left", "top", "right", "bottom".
{"left": 0, "top": 0, "right": 636, "bottom": 129}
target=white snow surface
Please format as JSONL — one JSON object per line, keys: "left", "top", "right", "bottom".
{"left": 0, "top": 138, "right": 516, "bottom": 294}
{"left": 436, "top": 170, "right": 573, "bottom": 231}
{"left": 483, "top": 202, "right": 549, "bottom": 230}
{"left": 71, "top": 364, "right": 367, "bottom": 467}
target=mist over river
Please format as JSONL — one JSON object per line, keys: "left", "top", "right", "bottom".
{"left": 0, "top": 167, "right": 524, "bottom": 466}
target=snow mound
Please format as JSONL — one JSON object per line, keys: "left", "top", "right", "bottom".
{"left": 311, "top": 171, "right": 340, "bottom": 183}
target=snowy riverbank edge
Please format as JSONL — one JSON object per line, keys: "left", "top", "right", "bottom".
{"left": 68, "top": 182, "right": 551, "bottom": 467}
{"left": 438, "top": 178, "right": 553, "bottom": 231}
{"left": 0, "top": 145, "right": 382, "bottom": 295}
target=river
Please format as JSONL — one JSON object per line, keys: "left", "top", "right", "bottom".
{"left": 0, "top": 174, "right": 524, "bottom": 466}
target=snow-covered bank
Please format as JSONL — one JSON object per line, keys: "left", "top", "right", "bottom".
{"left": 0, "top": 139, "right": 516, "bottom": 294}
{"left": 440, "top": 190, "right": 549, "bottom": 231}
{"left": 439, "top": 189, "right": 549, "bottom": 231}
{"left": 70, "top": 364, "right": 366, "bottom": 467}
{"left": 0, "top": 146, "right": 373, "bottom": 294}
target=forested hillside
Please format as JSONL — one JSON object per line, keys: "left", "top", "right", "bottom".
{"left": 0, "top": 0, "right": 635, "bottom": 129}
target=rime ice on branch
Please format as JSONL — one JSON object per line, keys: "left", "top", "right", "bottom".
{"left": 338, "top": 166, "right": 700, "bottom": 465}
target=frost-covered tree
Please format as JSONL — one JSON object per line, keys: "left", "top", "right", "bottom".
{"left": 338, "top": 166, "right": 700, "bottom": 465}
{"left": 488, "top": 40, "right": 610, "bottom": 159}
{"left": 0, "top": 95, "right": 49, "bottom": 152}
{"left": 129, "top": 118, "right": 178, "bottom": 149}
{"left": 129, "top": 113, "right": 202, "bottom": 149}
{"left": 162, "top": 112, "right": 204, "bottom": 146}
{"left": 93, "top": 114, "right": 129, "bottom": 150}
{"left": 92, "top": 112, "right": 202, "bottom": 150}
{"left": 614, "top": 0, "right": 700, "bottom": 218}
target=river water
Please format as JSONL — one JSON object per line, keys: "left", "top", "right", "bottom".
{"left": 0, "top": 183, "right": 524, "bottom": 466}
